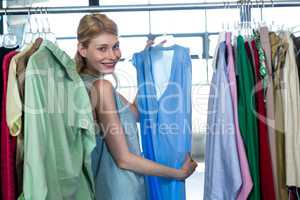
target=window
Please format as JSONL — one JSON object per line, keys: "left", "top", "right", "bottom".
{"left": 106, "top": 12, "right": 150, "bottom": 35}
{"left": 100, "top": 0, "right": 238, "bottom": 5}
{"left": 150, "top": 10, "right": 205, "bottom": 34}
{"left": 206, "top": 8, "right": 240, "bottom": 32}
{"left": 251, "top": 7, "right": 300, "bottom": 29}
{"left": 4, "top": 0, "right": 88, "bottom": 7}
{"left": 31, "top": 0, "right": 88, "bottom": 7}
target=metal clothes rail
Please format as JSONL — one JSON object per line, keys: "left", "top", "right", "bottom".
{"left": 0, "top": 1, "right": 300, "bottom": 15}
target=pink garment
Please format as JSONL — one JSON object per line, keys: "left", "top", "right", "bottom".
{"left": 1, "top": 51, "right": 18, "bottom": 200}
{"left": 225, "top": 32, "right": 253, "bottom": 200}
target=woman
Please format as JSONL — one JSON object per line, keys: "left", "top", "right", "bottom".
{"left": 75, "top": 13, "right": 197, "bottom": 200}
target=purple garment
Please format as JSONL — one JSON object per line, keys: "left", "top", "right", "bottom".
{"left": 204, "top": 41, "right": 242, "bottom": 200}
{"left": 225, "top": 32, "right": 253, "bottom": 200}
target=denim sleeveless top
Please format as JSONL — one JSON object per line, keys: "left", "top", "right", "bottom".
{"left": 81, "top": 74, "right": 147, "bottom": 200}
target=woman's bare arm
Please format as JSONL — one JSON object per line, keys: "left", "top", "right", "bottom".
{"left": 90, "top": 79, "right": 197, "bottom": 180}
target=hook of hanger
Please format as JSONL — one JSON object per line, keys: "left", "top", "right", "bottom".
{"left": 254, "top": 0, "right": 258, "bottom": 9}
{"left": 4, "top": 8, "right": 9, "bottom": 31}
{"left": 226, "top": 0, "right": 230, "bottom": 31}
{"left": 43, "top": 7, "right": 50, "bottom": 32}
{"left": 27, "top": 7, "right": 32, "bottom": 32}
{"left": 271, "top": 0, "right": 274, "bottom": 8}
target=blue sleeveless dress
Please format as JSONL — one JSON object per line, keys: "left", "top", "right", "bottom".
{"left": 81, "top": 74, "right": 147, "bottom": 200}
{"left": 132, "top": 44, "right": 192, "bottom": 200}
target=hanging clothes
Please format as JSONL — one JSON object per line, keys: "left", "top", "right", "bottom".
{"left": 0, "top": 46, "right": 18, "bottom": 122}
{"left": 269, "top": 31, "right": 289, "bottom": 200}
{"left": 0, "top": 46, "right": 18, "bottom": 200}
{"left": 1, "top": 51, "right": 19, "bottom": 200}
{"left": 291, "top": 34, "right": 300, "bottom": 82}
{"left": 281, "top": 32, "right": 300, "bottom": 188}
{"left": 132, "top": 44, "right": 192, "bottom": 200}
{"left": 225, "top": 32, "right": 253, "bottom": 200}
{"left": 251, "top": 38, "right": 276, "bottom": 200}
{"left": 259, "top": 27, "right": 281, "bottom": 200}
{"left": 236, "top": 35, "right": 261, "bottom": 200}
{"left": 204, "top": 41, "right": 242, "bottom": 200}
{"left": 6, "top": 38, "right": 43, "bottom": 196}
{"left": 20, "top": 40, "right": 96, "bottom": 200}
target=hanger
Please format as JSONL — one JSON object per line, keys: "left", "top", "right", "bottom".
{"left": 3, "top": 8, "right": 17, "bottom": 48}
{"left": 32, "top": 7, "right": 43, "bottom": 40}
{"left": 21, "top": 8, "right": 34, "bottom": 49}
{"left": 39, "top": 7, "right": 46, "bottom": 39}
{"left": 43, "top": 7, "right": 57, "bottom": 43}
{"left": 153, "top": 33, "right": 175, "bottom": 47}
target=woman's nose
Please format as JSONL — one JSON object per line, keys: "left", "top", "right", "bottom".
{"left": 107, "top": 49, "right": 117, "bottom": 60}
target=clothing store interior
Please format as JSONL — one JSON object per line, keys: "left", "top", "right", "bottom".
{"left": 0, "top": 0, "right": 300, "bottom": 200}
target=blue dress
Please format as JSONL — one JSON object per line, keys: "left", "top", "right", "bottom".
{"left": 132, "top": 44, "right": 192, "bottom": 200}
{"left": 81, "top": 74, "right": 147, "bottom": 200}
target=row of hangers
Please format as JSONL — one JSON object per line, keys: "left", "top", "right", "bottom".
{"left": 219, "top": 0, "right": 300, "bottom": 38}
{"left": 1, "top": 7, "right": 56, "bottom": 49}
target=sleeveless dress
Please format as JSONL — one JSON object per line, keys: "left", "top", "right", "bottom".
{"left": 80, "top": 74, "right": 147, "bottom": 200}
{"left": 132, "top": 44, "right": 192, "bottom": 200}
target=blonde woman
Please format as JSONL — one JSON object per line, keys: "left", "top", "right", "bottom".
{"left": 76, "top": 13, "right": 197, "bottom": 200}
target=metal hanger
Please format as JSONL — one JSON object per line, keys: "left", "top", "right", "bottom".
{"left": 43, "top": 7, "right": 57, "bottom": 43}
{"left": 21, "top": 7, "right": 34, "bottom": 47}
{"left": 3, "top": 8, "right": 17, "bottom": 48}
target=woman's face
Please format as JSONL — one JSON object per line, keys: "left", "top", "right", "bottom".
{"left": 79, "top": 32, "right": 121, "bottom": 75}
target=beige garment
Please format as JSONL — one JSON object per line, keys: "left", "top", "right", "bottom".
{"left": 260, "top": 28, "right": 280, "bottom": 200}
{"left": 6, "top": 44, "right": 33, "bottom": 136}
{"left": 6, "top": 38, "right": 43, "bottom": 136}
{"left": 281, "top": 32, "right": 300, "bottom": 187}
{"left": 270, "top": 32, "right": 289, "bottom": 200}
{"left": 16, "top": 39, "right": 43, "bottom": 100}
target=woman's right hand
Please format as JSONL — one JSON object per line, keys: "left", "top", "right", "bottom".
{"left": 177, "top": 155, "right": 198, "bottom": 181}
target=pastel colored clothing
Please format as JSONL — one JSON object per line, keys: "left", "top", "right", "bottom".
{"left": 20, "top": 40, "right": 96, "bottom": 200}
{"left": 282, "top": 32, "right": 300, "bottom": 188}
{"left": 204, "top": 42, "right": 242, "bottom": 200}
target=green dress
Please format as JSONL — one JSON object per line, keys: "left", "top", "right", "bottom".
{"left": 81, "top": 74, "right": 147, "bottom": 200}
{"left": 236, "top": 35, "right": 261, "bottom": 200}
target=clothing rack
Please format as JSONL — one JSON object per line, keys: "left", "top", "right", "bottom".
{"left": 0, "top": 1, "right": 300, "bottom": 15}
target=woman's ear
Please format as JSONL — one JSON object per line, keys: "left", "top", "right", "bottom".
{"left": 78, "top": 43, "right": 87, "bottom": 58}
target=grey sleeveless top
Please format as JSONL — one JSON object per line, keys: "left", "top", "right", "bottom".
{"left": 80, "top": 74, "right": 147, "bottom": 200}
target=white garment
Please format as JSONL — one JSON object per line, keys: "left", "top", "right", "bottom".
{"left": 151, "top": 50, "right": 174, "bottom": 99}
{"left": 282, "top": 32, "right": 300, "bottom": 187}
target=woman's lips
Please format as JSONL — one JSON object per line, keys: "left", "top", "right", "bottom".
{"left": 102, "top": 62, "right": 116, "bottom": 68}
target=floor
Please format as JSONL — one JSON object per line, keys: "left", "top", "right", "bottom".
{"left": 186, "top": 162, "right": 205, "bottom": 200}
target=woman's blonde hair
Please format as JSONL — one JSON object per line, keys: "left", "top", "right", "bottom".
{"left": 75, "top": 13, "right": 119, "bottom": 87}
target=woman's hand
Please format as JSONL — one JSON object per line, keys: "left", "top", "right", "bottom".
{"left": 177, "top": 155, "right": 198, "bottom": 181}
{"left": 144, "top": 39, "right": 154, "bottom": 49}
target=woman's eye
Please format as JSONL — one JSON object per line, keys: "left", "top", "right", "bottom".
{"left": 97, "top": 47, "right": 107, "bottom": 52}
{"left": 113, "top": 44, "right": 120, "bottom": 50}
